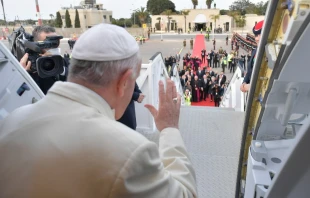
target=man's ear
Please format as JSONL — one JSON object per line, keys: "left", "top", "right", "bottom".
{"left": 116, "top": 69, "right": 134, "bottom": 97}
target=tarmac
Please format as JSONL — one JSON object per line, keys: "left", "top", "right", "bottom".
{"left": 142, "top": 32, "right": 250, "bottom": 80}
{"left": 1, "top": 31, "right": 250, "bottom": 81}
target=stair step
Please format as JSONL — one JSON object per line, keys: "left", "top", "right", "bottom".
{"left": 139, "top": 108, "right": 244, "bottom": 197}
{"left": 182, "top": 105, "right": 235, "bottom": 111}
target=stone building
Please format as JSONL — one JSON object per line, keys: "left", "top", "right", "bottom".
{"left": 58, "top": 3, "right": 112, "bottom": 29}
{"left": 151, "top": 9, "right": 264, "bottom": 33}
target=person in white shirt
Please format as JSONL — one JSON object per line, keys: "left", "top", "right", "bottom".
{"left": 0, "top": 24, "right": 197, "bottom": 198}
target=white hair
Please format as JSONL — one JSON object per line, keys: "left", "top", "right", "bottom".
{"left": 68, "top": 52, "right": 142, "bottom": 85}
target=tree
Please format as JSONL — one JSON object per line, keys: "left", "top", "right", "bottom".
{"left": 55, "top": 11, "right": 62, "bottom": 28}
{"left": 49, "top": 14, "right": 54, "bottom": 19}
{"left": 26, "top": 19, "right": 36, "bottom": 25}
{"left": 229, "top": 0, "right": 268, "bottom": 15}
{"left": 182, "top": 10, "right": 190, "bottom": 32}
{"left": 233, "top": 14, "right": 246, "bottom": 28}
{"left": 156, "top": 17, "right": 161, "bottom": 30}
{"left": 74, "top": 9, "right": 81, "bottom": 28}
{"left": 125, "top": 19, "right": 133, "bottom": 27}
{"left": 162, "top": 9, "right": 174, "bottom": 32}
{"left": 228, "top": 11, "right": 241, "bottom": 30}
{"left": 254, "top": 1, "right": 268, "bottom": 15}
{"left": 229, "top": 0, "right": 252, "bottom": 14}
{"left": 136, "top": 7, "right": 148, "bottom": 26}
{"left": 210, "top": 14, "right": 220, "bottom": 31}
{"left": 146, "top": 0, "right": 176, "bottom": 15}
{"left": 220, "top": 9, "right": 229, "bottom": 15}
{"left": 65, "top": 9, "right": 72, "bottom": 28}
{"left": 206, "top": 0, "right": 214, "bottom": 9}
{"left": 131, "top": 9, "right": 151, "bottom": 27}
{"left": 192, "top": 0, "right": 198, "bottom": 9}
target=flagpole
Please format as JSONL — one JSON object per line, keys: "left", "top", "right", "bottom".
{"left": 35, "top": 0, "right": 42, "bottom": 26}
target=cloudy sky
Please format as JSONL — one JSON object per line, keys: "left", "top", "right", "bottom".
{"left": 2, "top": 0, "right": 263, "bottom": 20}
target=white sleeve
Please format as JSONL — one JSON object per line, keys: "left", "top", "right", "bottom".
{"left": 109, "top": 128, "right": 197, "bottom": 198}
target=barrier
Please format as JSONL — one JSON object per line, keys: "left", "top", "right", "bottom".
{"left": 135, "top": 52, "right": 183, "bottom": 132}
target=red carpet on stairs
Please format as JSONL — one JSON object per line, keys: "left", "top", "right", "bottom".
{"left": 190, "top": 35, "right": 214, "bottom": 107}
{"left": 191, "top": 99, "right": 214, "bottom": 107}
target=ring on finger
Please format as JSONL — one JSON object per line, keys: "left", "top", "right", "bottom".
{"left": 172, "top": 97, "right": 178, "bottom": 103}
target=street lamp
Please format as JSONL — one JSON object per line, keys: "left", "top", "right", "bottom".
{"left": 131, "top": 4, "right": 138, "bottom": 27}
{"left": 133, "top": 11, "right": 135, "bottom": 26}
{"left": 161, "top": 17, "right": 164, "bottom": 41}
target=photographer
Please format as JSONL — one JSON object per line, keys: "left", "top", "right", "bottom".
{"left": 19, "top": 25, "right": 68, "bottom": 94}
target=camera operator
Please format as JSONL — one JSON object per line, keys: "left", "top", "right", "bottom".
{"left": 19, "top": 25, "right": 68, "bottom": 94}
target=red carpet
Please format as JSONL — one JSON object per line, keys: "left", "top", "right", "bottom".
{"left": 192, "top": 35, "right": 208, "bottom": 68}
{"left": 191, "top": 98, "right": 214, "bottom": 107}
{"left": 190, "top": 35, "right": 213, "bottom": 107}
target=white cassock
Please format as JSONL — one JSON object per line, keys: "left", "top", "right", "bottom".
{"left": 0, "top": 82, "right": 197, "bottom": 198}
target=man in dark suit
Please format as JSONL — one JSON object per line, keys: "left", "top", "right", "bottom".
{"left": 218, "top": 71, "right": 227, "bottom": 86}
{"left": 209, "top": 69, "right": 215, "bottom": 77}
{"left": 201, "top": 74, "right": 211, "bottom": 100}
{"left": 241, "top": 20, "right": 264, "bottom": 92}
{"left": 117, "top": 82, "right": 144, "bottom": 130}
{"left": 64, "top": 51, "right": 70, "bottom": 59}
{"left": 201, "top": 49, "right": 206, "bottom": 63}
{"left": 197, "top": 67, "right": 204, "bottom": 80}
{"left": 190, "top": 70, "right": 195, "bottom": 79}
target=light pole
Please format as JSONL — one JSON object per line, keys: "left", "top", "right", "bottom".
{"left": 161, "top": 17, "right": 163, "bottom": 41}
{"left": 131, "top": 4, "right": 136, "bottom": 27}
{"left": 130, "top": 9, "right": 138, "bottom": 27}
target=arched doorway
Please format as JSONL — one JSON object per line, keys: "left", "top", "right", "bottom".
{"left": 193, "top": 14, "right": 207, "bottom": 31}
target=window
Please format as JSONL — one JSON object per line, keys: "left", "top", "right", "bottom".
{"left": 103, "top": 15, "right": 106, "bottom": 19}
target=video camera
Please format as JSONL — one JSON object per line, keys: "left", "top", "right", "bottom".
{"left": 9, "top": 26, "right": 64, "bottom": 78}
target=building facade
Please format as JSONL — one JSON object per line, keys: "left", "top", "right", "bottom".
{"left": 151, "top": 9, "right": 264, "bottom": 33}
{"left": 58, "top": 3, "right": 112, "bottom": 29}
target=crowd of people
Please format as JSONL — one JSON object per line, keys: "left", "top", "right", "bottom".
{"left": 179, "top": 65, "right": 228, "bottom": 107}
{"left": 173, "top": 32, "right": 256, "bottom": 107}
{"left": 163, "top": 51, "right": 228, "bottom": 107}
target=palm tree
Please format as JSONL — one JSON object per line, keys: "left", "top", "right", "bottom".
{"left": 228, "top": 11, "right": 239, "bottom": 31}
{"left": 162, "top": 9, "right": 174, "bottom": 32}
{"left": 182, "top": 10, "right": 190, "bottom": 33}
{"left": 136, "top": 7, "right": 148, "bottom": 27}
{"left": 234, "top": 15, "right": 246, "bottom": 28}
{"left": 156, "top": 17, "right": 161, "bottom": 30}
{"left": 206, "top": 0, "right": 214, "bottom": 9}
{"left": 49, "top": 14, "right": 54, "bottom": 19}
{"left": 210, "top": 14, "right": 220, "bottom": 32}
{"left": 192, "top": 0, "right": 198, "bottom": 9}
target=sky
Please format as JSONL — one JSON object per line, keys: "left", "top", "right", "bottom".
{"left": 1, "top": 0, "right": 263, "bottom": 21}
